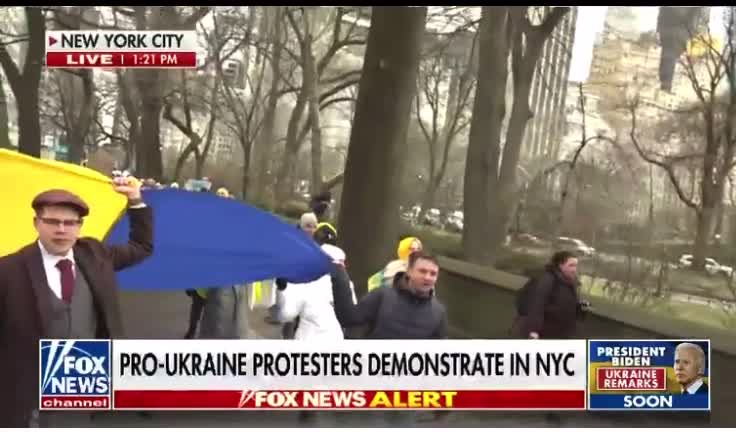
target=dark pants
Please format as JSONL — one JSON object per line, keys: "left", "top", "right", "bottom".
{"left": 185, "top": 291, "right": 207, "bottom": 339}
{"left": 281, "top": 317, "right": 299, "bottom": 339}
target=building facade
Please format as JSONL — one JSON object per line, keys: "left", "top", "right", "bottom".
{"left": 523, "top": 6, "right": 579, "bottom": 163}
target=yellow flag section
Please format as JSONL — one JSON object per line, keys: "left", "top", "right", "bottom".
{"left": 0, "top": 149, "right": 127, "bottom": 257}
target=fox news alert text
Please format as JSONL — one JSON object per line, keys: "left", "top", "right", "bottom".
{"left": 45, "top": 31, "right": 198, "bottom": 68}
{"left": 108, "top": 339, "right": 587, "bottom": 410}
{"left": 588, "top": 340, "right": 711, "bottom": 411}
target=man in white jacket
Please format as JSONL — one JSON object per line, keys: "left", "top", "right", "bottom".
{"left": 275, "top": 244, "right": 356, "bottom": 340}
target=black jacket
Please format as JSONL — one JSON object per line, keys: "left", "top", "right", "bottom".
{"left": 524, "top": 266, "right": 581, "bottom": 339}
{"left": 330, "top": 265, "right": 447, "bottom": 339}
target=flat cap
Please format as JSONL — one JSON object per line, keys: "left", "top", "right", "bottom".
{"left": 32, "top": 189, "right": 89, "bottom": 217}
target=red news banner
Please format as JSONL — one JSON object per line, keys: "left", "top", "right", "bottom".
{"left": 111, "top": 339, "right": 588, "bottom": 411}
{"left": 45, "top": 31, "right": 198, "bottom": 69}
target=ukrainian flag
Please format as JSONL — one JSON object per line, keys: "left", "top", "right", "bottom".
{"left": 2, "top": 149, "right": 333, "bottom": 291}
{"left": 0, "top": 149, "right": 127, "bottom": 257}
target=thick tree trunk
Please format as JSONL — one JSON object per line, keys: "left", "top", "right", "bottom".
{"left": 464, "top": 6, "right": 569, "bottom": 264}
{"left": 338, "top": 6, "right": 427, "bottom": 297}
{"left": 463, "top": 7, "right": 511, "bottom": 264}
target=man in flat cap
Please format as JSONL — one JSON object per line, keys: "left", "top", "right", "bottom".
{"left": 0, "top": 176, "right": 153, "bottom": 427}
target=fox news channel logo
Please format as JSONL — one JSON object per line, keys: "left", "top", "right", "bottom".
{"left": 588, "top": 339, "right": 710, "bottom": 411}
{"left": 39, "top": 340, "right": 111, "bottom": 410}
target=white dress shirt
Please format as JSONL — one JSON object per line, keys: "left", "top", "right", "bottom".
{"left": 684, "top": 378, "right": 704, "bottom": 394}
{"left": 38, "top": 240, "right": 76, "bottom": 300}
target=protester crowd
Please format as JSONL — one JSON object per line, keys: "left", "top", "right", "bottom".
{"left": 0, "top": 167, "right": 599, "bottom": 428}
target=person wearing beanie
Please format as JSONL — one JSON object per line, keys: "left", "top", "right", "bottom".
{"left": 313, "top": 222, "right": 338, "bottom": 246}
{"left": 367, "top": 237, "right": 423, "bottom": 292}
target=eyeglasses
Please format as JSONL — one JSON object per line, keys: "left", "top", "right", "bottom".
{"left": 37, "top": 217, "right": 83, "bottom": 228}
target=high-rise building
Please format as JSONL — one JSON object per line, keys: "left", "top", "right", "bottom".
{"left": 602, "top": 7, "right": 640, "bottom": 42}
{"left": 523, "top": 6, "right": 578, "bottom": 163}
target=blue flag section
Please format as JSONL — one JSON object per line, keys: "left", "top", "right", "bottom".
{"left": 588, "top": 339, "right": 711, "bottom": 411}
{"left": 106, "top": 189, "right": 333, "bottom": 290}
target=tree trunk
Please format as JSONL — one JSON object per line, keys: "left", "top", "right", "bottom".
{"left": 275, "top": 86, "right": 308, "bottom": 203}
{"left": 16, "top": 89, "right": 41, "bottom": 157}
{"left": 67, "top": 70, "right": 96, "bottom": 164}
{"left": 463, "top": 7, "right": 511, "bottom": 264}
{"left": 419, "top": 178, "right": 440, "bottom": 220}
{"left": 117, "top": 70, "right": 140, "bottom": 172}
{"left": 195, "top": 108, "right": 218, "bottom": 179}
{"left": 693, "top": 209, "right": 713, "bottom": 269}
{"left": 241, "top": 137, "right": 252, "bottom": 198}
{"left": 338, "top": 6, "right": 427, "bottom": 297}
{"left": 0, "top": 8, "right": 45, "bottom": 157}
{"left": 111, "top": 91, "right": 124, "bottom": 138}
{"left": 252, "top": 6, "right": 284, "bottom": 202}
{"left": 487, "top": 31, "right": 540, "bottom": 259}
{"left": 173, "top": 142, "right": 198, "bottom": 182}
{"left": 134, "top": 70, "right": 164, "bottom": 179}
{"left": 304, "top": 35, "right": 324, "bottom": 196}
{"left": 0, "top": 72, "right": 11, "bottom": 149}
{"left": 465, "top": 6, "right": 569, "bottom": 263}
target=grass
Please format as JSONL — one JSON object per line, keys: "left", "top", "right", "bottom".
{"left": 580, "top": 276, "right": 736, "bottom": 331}
{"left": 667, "top": 268, "right": 736, "bottom": 301}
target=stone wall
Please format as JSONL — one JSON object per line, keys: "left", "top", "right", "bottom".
{"left": 437, "top": 256, "right": 736, "bottom": 427}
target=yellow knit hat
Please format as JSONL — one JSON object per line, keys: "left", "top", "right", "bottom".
{"left": 397, "top": 237, "right": 422, "bottom": 261}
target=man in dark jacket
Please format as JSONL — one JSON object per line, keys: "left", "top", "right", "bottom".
{"left": 330, "top": 251, "right": 447, "bottom": 426}
{"left": 330, "top": 251, "right": 447, "bottom": 339}
{"left": 523, "top": 251, "right": 589, "bottom": 340}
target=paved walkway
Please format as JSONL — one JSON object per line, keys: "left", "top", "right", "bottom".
{"left": 83, "top": 291, "right": 699, "bottom": 427}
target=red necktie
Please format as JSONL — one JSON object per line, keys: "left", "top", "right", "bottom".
{"left": 56, "top": 259, "right": 75, "bottom": 303}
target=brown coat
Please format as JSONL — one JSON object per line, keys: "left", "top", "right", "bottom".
{"left": 0, "top": 206, "right": 153, "bottom": 427}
